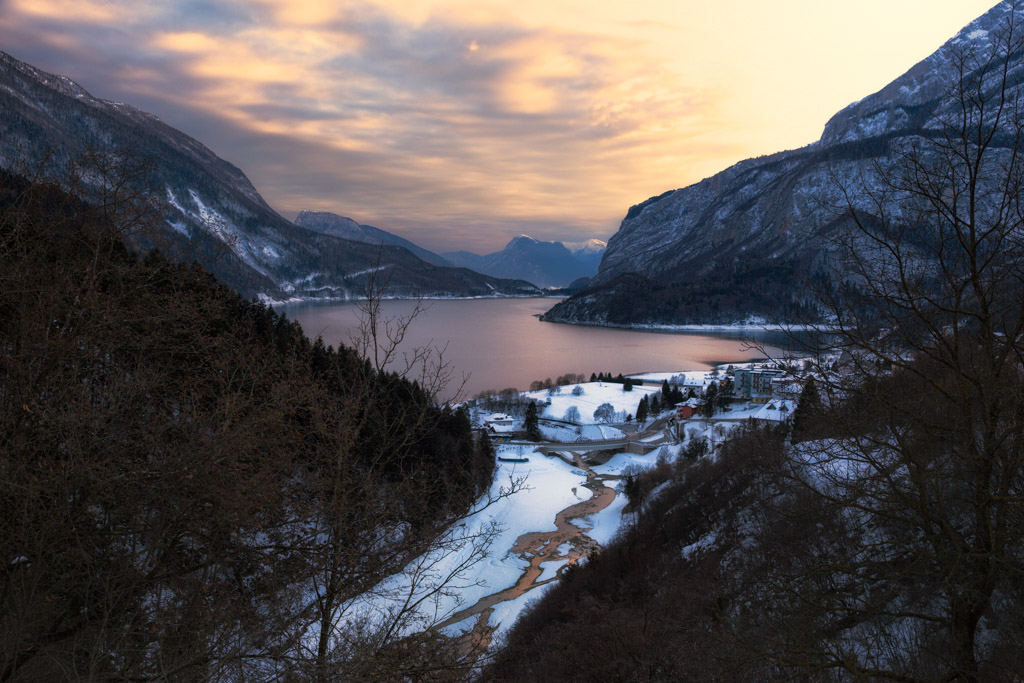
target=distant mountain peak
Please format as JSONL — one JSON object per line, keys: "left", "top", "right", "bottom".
{"left": 444, "top": 234, "right": 606, "bottom": 287}
{"left": 563, "top": 238, "right": 607, "bottom": 255}
{"left": 507, "top": 234, "right": 541, "bottom": 247}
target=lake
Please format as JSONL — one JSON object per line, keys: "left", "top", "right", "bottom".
{"left": 278, "top": 298, "right": 794, "bottom": 399}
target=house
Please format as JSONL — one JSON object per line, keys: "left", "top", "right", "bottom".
{"left": 750, "top": 400, "right": 797, "bottom": 424}
{"left": 771, "top": 377, "right": 804, "bottom": 400}
{"left": 680, "top": 375, "right": 706, "bottom": 392}
{"left": 676, "top": 398, "right": 706, "bottom": 420}
{"left": 485, "top": 414, "right": 517, "bottom": 441}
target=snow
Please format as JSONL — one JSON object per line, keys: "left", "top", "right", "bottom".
{"left": 165, "top": 187, "right": 187, "bottom": 215}
{"left": 487, "top": 582, "right": 556, "bottom": 641}
{"left": 350, "top": 448, "right": 589, "bottom": 638}
{"left": 526, "top": 381, "right": 658, "bottom": 424}
{"left": 591, "top": 451, "right": 659, "bottom": 476}
{"left": 681, "top": 531, "right": 718, "bottom": 559}
{"left": 537, "top": 559, "right": 567, "bottom": 582}
{"left": 344, "top": 359, "right": 809, "bottom": 646}
{"left": 539, "top": 422, "right": 578, "bottom": 441}
{"left": 585, "top": 490, "right": 629, "bottom": 546}
{"left": 579, "top": 424, "right": 624, "bottom": 440}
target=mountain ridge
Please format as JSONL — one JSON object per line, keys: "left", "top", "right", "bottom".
{"left": 0, "top": 51, "right": 541, "bottom": 302}
{"left": 545, "top": 1, "right": 1016, "bottom": 325}
{"left": 444, "top": 234, "right": 606, "bottom": 288}
{"left": 293, "top": 210, "right": 452, "bottom": 267}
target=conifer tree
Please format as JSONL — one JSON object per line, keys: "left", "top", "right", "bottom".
{"left": 524, "top": 401, "right": 542, "bottom": 440}
{"left": 702, "top": 382, "right": 718, "bottom": 416}
{"left": 790, "top": 377, "right": 821, "bottom": 443}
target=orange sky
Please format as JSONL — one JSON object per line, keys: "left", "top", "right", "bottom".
{"left": 1, "top": 0, "right": 1001, "bottom": 252}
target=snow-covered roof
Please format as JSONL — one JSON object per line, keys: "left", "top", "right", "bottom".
{"left": 676, "top": 398, "right": 705, "bottom": 408}
{"left": 751, "top": 400, "right": 797, "bottom": 422}
{"left": 488, "top": 423, "right": 517, "bottom": 434}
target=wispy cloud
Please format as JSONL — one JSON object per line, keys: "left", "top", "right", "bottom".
{"left": 0, "top": 0, "right": 1001, "bottom": 252}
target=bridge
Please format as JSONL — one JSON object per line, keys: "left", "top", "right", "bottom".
{"left": 503, "top": 425, "right": 675, "bottom": 455}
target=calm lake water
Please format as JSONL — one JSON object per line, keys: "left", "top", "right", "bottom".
{"left": 278, "top": 298, "right": 793, "bottom": 399}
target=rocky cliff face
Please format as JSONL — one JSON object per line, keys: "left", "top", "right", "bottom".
{"left": 0, "top": 52, "right": 539, "bottom": 301}
{"left": 546, "top": 1, "right": 1020, "bottom": 325}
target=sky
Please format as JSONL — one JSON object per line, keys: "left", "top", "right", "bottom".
{"left": 0, "top": 0, "right": 1001, "bottom": 253}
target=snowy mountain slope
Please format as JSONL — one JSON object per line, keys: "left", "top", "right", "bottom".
{"left": 293, "top": 210, "right": 452, "bottom": 267}
{"left": 444, "top": 235, "right": 605, "bottom": 288}
{"left": 0, "top": 51, "right": 540, "bottom": 301}
{"left": 545, "top": 1, "right": 1021, "bottom": 325}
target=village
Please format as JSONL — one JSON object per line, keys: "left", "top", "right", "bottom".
{"left": 363, "top": 357, "right": 823, "bottom": 646}
{"left": 474, "top": 358, "right": 813, "bottom": 452}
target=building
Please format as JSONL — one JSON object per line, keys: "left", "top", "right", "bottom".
{"left": 750, "top": 400, "right": 797, "bottom": 424}
{"left": 675, "top": 398, "right": 706, "bottom": 420}
{"left": 485, "top": 414, "right": 517, "bottom": 442}
{"left": 733, "top": 366, "right": 786, "bottom": 403}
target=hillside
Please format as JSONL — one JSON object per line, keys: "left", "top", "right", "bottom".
{"left": 294, "top": 210, "right": 452, "bottom": 267}
{"left": 0, "top": 170, "right": 497, "bottom": 679}
{"left": 544, "top": 1, "right": 1021, "bottom": 325}
{"left": 0, "top": 51, "right": 540, "bottom": 301}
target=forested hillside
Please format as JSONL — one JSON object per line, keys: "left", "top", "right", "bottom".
{"left": 0, "top": 169, "right": 495, "bottom": 680}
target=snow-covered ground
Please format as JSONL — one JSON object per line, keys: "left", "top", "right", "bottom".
{"left": 525, "top": 381, "right": 660, "bottom": 423}
{"left": 350, "top": 362, "right": 802, "bottom": 649}
{"left": 347, "top": 436, "right": 679, "bottom": 644}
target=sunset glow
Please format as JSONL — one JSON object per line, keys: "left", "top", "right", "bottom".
{"left": 1, "top": 0, "right": 999, "bottom": 252}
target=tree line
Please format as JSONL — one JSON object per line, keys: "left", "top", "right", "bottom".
{"left": 0, "top": 168, "right": 499, "bottom": 681}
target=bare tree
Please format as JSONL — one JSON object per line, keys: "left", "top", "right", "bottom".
{"left": 767, "top": 11, "right": 1024, "bottom": 679}
{"left": 293, "top": 251, "right": 523, "bottom": 681}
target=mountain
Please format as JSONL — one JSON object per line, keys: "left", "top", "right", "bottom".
{"left": 543, "top": 1, "right": 1019, "bottom": 326}
{"left": 562, "top": 239, "right": 608, "bottom": 272}
{"left": 444, "top": 235, "right": 605, "bottom": 288}
{"left": 293, "top": 210, "right": 451, "bottom": 267}
{"left": 0, "top": 51, "right": 540, "bottom": 301}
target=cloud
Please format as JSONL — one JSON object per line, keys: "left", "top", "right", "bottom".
{"left": 0, "top": 0, "right": 720, "bottom": 251}
{"left": 16, "top": 0, "right": 997, "bottom": 253}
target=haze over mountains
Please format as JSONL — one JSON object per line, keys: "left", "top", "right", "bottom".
{"left": 444, "top": 236, "right": 607, "bottom": 288}
{"left": 0, "top": 51, "right": 541, "bottom": 301}
{"left": 544, "top": 1, "right": 1022, "bottom": 326}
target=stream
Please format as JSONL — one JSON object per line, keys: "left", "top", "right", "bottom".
{"left": 434, "top": 452, "right": 624, "bottom": 648}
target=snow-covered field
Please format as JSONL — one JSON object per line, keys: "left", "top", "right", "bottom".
{"left": 350, "top": 435, "right": 680, "bottom": 643}
{"left": 525, "top": 381, "right": 660, "bottom": 423}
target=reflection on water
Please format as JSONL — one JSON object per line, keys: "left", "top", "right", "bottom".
{"left": 278, "top": 298, "right": 796, "bottom": 399}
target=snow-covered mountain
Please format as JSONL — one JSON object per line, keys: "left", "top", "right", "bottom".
{"left": 294, "top": 210, "right": 451, "bottom": 267}
{"left": 561, "top": 239, "right": 608, "bottom": 272}
{"left": 0, "top": 52, "right": 540, "bottom": 301}
{"left": 545, "top": 1, "right": 1020, "bottom": 325}
{"left": 444, "top": 235, "right": 606, "bottom": 288}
